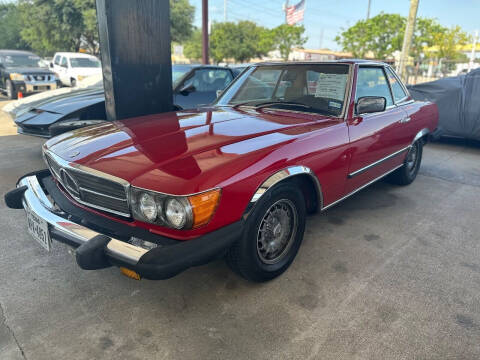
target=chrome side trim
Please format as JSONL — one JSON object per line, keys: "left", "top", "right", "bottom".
{"left": 250, "top": 166, "right": 322, "bottom": 205}
{"left": 413, "top": 128, "right": 430, "bottom": 144}
{"left": 18, "top": 175, "right": 147, "bottom": 264}
{"left": 347, "top": 146, "right": 411, "bottom": 178}
{"left": 322, "top": 164, "right": 404, "bottom": 211}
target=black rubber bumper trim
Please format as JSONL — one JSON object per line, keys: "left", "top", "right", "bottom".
{"left": 132, "top": 220, "right": 244, "bottom": 280}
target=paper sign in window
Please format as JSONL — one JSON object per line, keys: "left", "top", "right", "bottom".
{"left": 314, "top": 73, "right": 347, "bottom": 101}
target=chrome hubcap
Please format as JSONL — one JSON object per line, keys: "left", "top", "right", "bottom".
{"left": 406, "top": 143, "right": 418, "bottom": 174}
{"left": 257, "top": 199, "right": 297, "bottom": 264}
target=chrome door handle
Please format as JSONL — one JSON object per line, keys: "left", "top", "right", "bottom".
{"left": 399, "top": 117, "right": 411, "bottom": 123}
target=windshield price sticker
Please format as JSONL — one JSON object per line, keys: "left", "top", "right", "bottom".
{"left": 314, "top": 73, "right": 347, "bottom": 101}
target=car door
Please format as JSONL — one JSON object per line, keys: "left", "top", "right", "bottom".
{"left": 58, "top": 56, "right": 69, "bottom": 85}
{"left": 384, "top": 66, "right": 419, "bottom": 146}
{"left": 345, "top": 65, "right": 409, "bottom": 194}
{"left": 174, "top": 68, "right": 234, "bottom": 109}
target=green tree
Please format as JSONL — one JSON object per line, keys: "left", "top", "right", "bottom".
{"left": 270, "top": 24, "right": 307, "bottom": 61}
{"left": 335, "top": 13, "right": 405, "bottom": 58}
{"left": 410, "top": 18, "right": 446, "bottom": 59}
{"left": 210, "top": 21, "right": 272, "bottom": 63}
{"left": 17, "top": 0, "right": 195, "bottom": 57}
{"left": 0, "top": 2, "right": 30, "bottom": 50}
{"left": 432, "top": 26, "right": 469, "bottom": 60}
{"left": 19, "top": 0, "right": 85, "bottom": 56}
{"left": 170, "top": 0, "right": 195, "bottom": 43}
{"left": 184, "top": 28, "right": 202, "bottom": 60}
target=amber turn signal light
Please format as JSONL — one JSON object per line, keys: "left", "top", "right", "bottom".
{"left": 188, "top": 188, "right": 221, "bottom": 228}
{"left": 120, "top": 267, "right": 141, "bottom": 280}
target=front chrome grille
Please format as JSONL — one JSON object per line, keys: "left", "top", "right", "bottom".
{"left": 44, "top": 151, "right": 130, "bottom": 217}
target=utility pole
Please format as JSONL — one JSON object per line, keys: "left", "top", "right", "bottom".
{"left": 284, "top": 0, "right": 289, "bottom": 24}
{"left": 366, "top": 0, "right": 371, "bottom": 20}
{"left": 224, "top": 0, "right": 227, "bottom": 22}
{"left": 202, "top": 0, "right": 209, "bottom": 64}
{"left": 468, "top": 30, "right": 479, "bottom": 72}
{"left": 398, "top": 0, "right": 419, "bottom": 80}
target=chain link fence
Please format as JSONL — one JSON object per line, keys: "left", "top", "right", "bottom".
{"left": 400, "top": 59, "right": 480, "bottom": 85}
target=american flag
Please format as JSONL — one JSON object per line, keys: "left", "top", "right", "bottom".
{"left": 286, "top": 0, "right": 306, "bottom": 25}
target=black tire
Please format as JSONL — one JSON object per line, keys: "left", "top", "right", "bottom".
{"left": 387, "top": 140, "right": 423, "bottom": 185}
{"left": 6, "top": 80, "right": 17, "bottom": 100}
{"left": 70, "top": 78, "right": 77, "bottom": 87}
{"left": 226, "top": 182, "right": 306, "bottom": 282}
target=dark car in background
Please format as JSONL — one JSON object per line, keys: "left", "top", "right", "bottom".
{"left": 8, "top": 64, "right": 241, "bottom": 137}
{"left": 408, "top": 68, "right": 480, "bottom": 141}
{"left": 0, "top": 50, "right": 58, "bottom": 99}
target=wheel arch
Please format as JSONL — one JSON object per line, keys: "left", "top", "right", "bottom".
{"left": 243, "top": 166, "right": 323, "bottom": 219}
{"left": 413, "top": 128, "right": 430, "bottom": 145}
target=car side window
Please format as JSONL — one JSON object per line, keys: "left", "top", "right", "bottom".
{"left": 60, "top": 56, "right": 68, "bottom": 68}
{"left": 54, "top": 55, "right": 61, "bottom": 65}
{"left": 386, "top": 67, "right": 408, "bottom": 103}
{"left": 184, "top": 69, "right": 233, "bottom": 92}
{"left": 356, "top": 67, "right": 393, "bottom": 107}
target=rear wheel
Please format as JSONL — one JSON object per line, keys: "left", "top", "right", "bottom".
{"left": 226, "top": 182, "right": 306, "bottom": 282}
{"left": 387, "top": 140, "right": 423, "bottom": 185}
{"left": 70, "top": 78, "right": 77, "bottom": 87}
{"left": 6, "top": 80, "right": 16, "bottom": 100}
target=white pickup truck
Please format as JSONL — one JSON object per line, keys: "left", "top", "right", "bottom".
{"left": 50, "top": 52, "right": 102, "bottom": 87}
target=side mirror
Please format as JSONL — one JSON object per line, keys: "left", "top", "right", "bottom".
{"left": 179, "top": 83, "right": 195, "bottom": 96}
{"left": 216, "top": 89, "right": 223, "bottom": 98}
{"left": 356, "top": 96, "right": 386, "bottom": 114}
{"left": 50, "top": 62, "right": 54, "bottom": 68}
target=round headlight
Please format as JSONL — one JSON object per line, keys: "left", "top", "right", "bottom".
{"left": 165, "top": 198, "right": 187, "bottom": 229}
{"left": 139, "top": 193, "right": 157, "bottom": 222}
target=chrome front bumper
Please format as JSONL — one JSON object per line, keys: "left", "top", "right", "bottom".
{"left": 9, "top": 174, "right": 243, "bottom": 279}
{"left": 24, "top": 81, "right": 57, "bottom": 93}
{"left": 19, "top": 175, "right": 148, "bottom": 265}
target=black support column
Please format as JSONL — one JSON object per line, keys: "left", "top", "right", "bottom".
{"left": 96, "top": 0, "right": 173, "bottom": 121}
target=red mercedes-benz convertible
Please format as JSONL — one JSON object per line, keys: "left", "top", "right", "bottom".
{"left": 5, "top": 60, "right": 438, "bottom": 282}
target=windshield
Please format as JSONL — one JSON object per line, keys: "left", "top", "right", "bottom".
{"left": 2, "top": 54, "right": 42, "bottom": 68}
{"left": 216, "top": 64, "right": 350, "bottom": 116}
{"left": 172, "top": 65, "right": 193, "bottom": 87}
{"left": 70, "top": 57, "right": 101, "bottom": 68}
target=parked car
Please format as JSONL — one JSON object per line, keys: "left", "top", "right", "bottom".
{"left": 50, "top": 52, "right": 102, "bottom": 87}
{"left": 0, "top": 50, "right": 58, "bottom": 99}
{"left": 10, "top": 65, "right": 240, "bottom": 138}
{"left": 5, "top": 60, "right": 438, "bottom": 282}
{"left": 408, "top": 68, "right": 480, "bottom": 141}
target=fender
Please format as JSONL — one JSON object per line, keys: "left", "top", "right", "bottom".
{"left": 243, "top": 166, "right": 323, "bottom": 218}
{"left": 413, "top": 128, "right": 430, "bottom": 144}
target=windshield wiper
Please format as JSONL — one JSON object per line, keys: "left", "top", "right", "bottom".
{"left": 254, "top": 101, "right": 313, "bottom": 110}
{"left": 231, "top": 101, "right": 258, "bottom": 109}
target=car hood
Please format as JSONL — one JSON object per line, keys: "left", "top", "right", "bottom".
{"left": 5, "top": 67, "right": 54, "bottom": 75}
{"left": 45, "top": 107, "right": 333, "bottom": 194}
{"left": 12, "top": 87, "right": 105, "bottom": 125}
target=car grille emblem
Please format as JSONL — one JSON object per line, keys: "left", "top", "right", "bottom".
{"left": 60, "top": 168, "right": 80, "bottom": 197}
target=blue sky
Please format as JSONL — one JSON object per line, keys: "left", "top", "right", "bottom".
{"left": 190, "top": 0, "right": 480, "bottom": 50}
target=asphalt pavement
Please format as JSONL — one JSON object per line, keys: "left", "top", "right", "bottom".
{"left": 1, "top": 97, "right": 480, "bottom": 360}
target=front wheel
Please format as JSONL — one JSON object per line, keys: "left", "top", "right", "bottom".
{"left": 387, "top": 140, "right": 423, "bottom": 185}
{"left": 6, "top": 80, "right": 16, "bottom": 100}
{"left": 226, "top": 182, "right": 306, "bottom": 282}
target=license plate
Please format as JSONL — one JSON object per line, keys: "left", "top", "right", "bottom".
{"left": 25, "top": 206, "right": 51, "bottom": 251}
